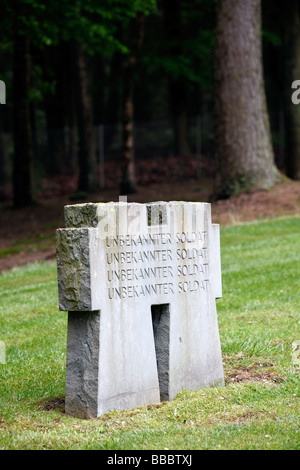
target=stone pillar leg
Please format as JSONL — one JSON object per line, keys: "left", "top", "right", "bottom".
{"left": 65, "top": 311, "right": 100, "bottom": 418}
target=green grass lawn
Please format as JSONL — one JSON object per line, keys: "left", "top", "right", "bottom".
{"left": 0, "top": 216, "right": 299, "bottom": 450}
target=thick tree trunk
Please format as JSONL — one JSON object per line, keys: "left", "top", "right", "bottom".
{"left": 283, "top": 0, "right": 300, "bottom": 180}
{"left": 214, "top": 0, "right": 281, "bottom": 198}
{"left": 120, "top": 12, "right": 144, "bottom": 195}
{"left": 12, "top": 25, "right": 34, "bottom": 208}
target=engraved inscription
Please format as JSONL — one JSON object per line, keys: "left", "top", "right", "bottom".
{"left": 106, "top": 231, "right": 209, "bottom": 300}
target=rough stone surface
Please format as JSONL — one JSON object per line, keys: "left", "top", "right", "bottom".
{"left": 65, "top": 311, "right": 100, "bottom": 418}
{"left": 56, "top": 201, "right": 224, "bottom": 418}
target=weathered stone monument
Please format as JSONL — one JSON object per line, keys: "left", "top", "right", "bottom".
{"left": 56, "top": 201, "right": 224, "bottom": 418}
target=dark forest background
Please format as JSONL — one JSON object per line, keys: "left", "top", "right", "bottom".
{"left": 0, "top": 0, "right": 299, "bottom": 208}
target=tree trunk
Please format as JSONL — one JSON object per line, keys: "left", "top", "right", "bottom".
{"left": 64, "top": 41, "right": 77, "bottom": 176}
{"left": 12, "top": 22, "right": 34, "bottom": 208}
{"left": 0, "top": 120, "right": 8, "bottom": 201}
{"left": 169, "top": 79, "right": 190, "bottom": 156}
{"left": 73, "top": 41, "right": 97, "bottom": 194}
{"left": 105, "top": 51, "right": 123, "bottom": 148}
{"left": 120, "top": 12, "right": 144, "bottom": 195}
{"left": 283, "top": 0, "right": 300, "bottom": 180}
{"left": 121, "top": 88, "right": 136, "bottom": 194}
{"left": 43, "top": 43, "right": 68, "bottom": 175}
{"left": 0, "top": 122, "right": 5, "bottom": 186}
{"left": 162, "top": 0, "right": 190, "bottom": 156}
{"left": 214, "top": 0, "right": 281, "bottom": 198}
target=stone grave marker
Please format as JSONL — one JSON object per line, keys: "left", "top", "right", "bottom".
{"left": 56, "top": 201, "right": 224, "bottom": 418}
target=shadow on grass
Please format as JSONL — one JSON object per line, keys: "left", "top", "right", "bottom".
{"left": 37, "top": 397, "right": 65, "bottom": 413}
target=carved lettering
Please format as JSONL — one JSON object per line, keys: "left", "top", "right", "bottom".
{"left": 105, "top": 230, "right": 210, "bottom": 300}
{"left": 108, "top": 282, "right": 175, "bottom": 300}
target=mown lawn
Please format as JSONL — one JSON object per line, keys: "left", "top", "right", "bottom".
{"left": 0, "top": 216, "right": 299, "bottom": 450}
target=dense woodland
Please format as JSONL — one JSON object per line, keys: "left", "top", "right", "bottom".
{"left": 0, "top": 0, "right": 299, "bottom": 208}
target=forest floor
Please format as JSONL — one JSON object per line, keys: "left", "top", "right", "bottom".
{"left": 0, "top": 153, "right": 300, "bottom": 273}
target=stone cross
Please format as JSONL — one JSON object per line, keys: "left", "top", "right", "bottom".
{"left": 56, "top": 201, "right": 224, "bottom": 418}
